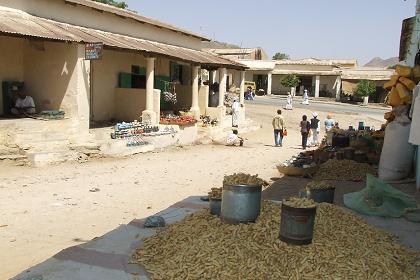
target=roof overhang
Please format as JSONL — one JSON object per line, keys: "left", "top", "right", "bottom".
{"left": 63, "top": 0, "right": 210, "bottom": 41}
{"left": 0, "top": 8, "right": 245, "bottom": 70}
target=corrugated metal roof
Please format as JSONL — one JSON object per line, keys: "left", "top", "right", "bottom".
{"left": 341, "top": 67, "right": 394, "bottom": 81}
{"left": 63, "top": 0, "right": 210, "bottom": 41}
{"left": 0, "top": 8, "right": 244, "bottom": 69}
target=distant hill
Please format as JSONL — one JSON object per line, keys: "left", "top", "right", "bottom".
{"left": 364, "top": 57, "right": 400, "bottom": 68}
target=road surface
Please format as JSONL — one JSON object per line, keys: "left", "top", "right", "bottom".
{"left": 247, "top": 96, "right": 388, "bottom": 122}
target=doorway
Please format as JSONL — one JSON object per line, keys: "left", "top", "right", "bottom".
{"left": 253, "top": 74, "right": 268, "bottom": 95}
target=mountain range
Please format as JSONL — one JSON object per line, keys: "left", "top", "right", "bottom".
{"left": 364, "top": 57, "right": 399, "bottom": 68}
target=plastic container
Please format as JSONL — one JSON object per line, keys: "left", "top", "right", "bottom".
{"left": 280, "top": 203, "right": 317, "bottom": 245}
{"left": 221, "top": 184, "right": 262, "bottom": 224}
{"left": 209, "top": 198, "right": 222, "bottom": 216}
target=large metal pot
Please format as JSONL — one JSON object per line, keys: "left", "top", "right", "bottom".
{"left": 221, "top": 184, "right": 262, "bottom": 224}
{"left": 280, "top": 204, "right": 317, "bottom": 245}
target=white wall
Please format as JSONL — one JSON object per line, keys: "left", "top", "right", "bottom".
{"left": 0, "top": 0, "right": 204, "bottom": 50}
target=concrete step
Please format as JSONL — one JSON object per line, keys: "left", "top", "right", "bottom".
{"left": 26, "top": 150, "right": 75, "bottom": 167}
{"left": 99, "top": 139, "right": 155, "bottom": 157}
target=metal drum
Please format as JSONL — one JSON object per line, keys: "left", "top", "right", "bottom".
{"left": 221, "top": 184, "right": 262, "bottom": 224}
{"left": 280, "top": 204, "right": 317, "bottom": 245}
{"left": 209, "top": 198, "right": 222, "bottom": 216}
{"left": 307, "top": 188, "right": 335, "bottom": 204}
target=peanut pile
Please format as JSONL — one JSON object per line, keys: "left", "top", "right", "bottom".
{"left": 306, "top": 181, "right": 335, "bottom": 190}
{"left": 208, "top": 188, "right": 222, "bottom": 200}
{"left": 133, "top": 201, "right": 419, "bottom": 280}
{"left": 283, "top": 197, "right": 316, "bottom": 208}
{"left": 314, "top": 159, "right": 377, "bottom": 181}
{"left": 223, "top": 173, "right": 268, "bottom": 186}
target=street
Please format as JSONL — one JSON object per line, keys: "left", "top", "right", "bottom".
{"left": 248, "top": 95, "right": 388, "bottom": 122}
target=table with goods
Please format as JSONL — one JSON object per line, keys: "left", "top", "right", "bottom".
{"left": 111, "top": 120, "right": 177, "bottom": 147}
{"left": 160, "top": 111, "right": 197, "bottom": 126}
{"left": 132, "top": 173, "right": 420, "bottom": 279}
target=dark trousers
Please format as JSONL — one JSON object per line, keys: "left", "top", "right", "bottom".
{"left": 301, "top": 132, "right": 308, "bottom": 149}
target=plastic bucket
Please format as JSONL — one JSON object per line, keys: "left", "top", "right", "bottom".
{"left": 307, "top": 188, "right": 335, "bottom": 204}
{"left": 280, "top": 204, "right": 317, "bottom": 245}
{"left": 209, "top": 198, "right": 222, "bottom": 216}
{"left": 221, "top": 184, "right": 262, "bottom": 224}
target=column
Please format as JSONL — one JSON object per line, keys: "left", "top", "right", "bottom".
{"left": 267, "top": 72, "right": 273, "bottom": 95}
{"left": 315, "top": 75, "right": 320, "bottom": 98}
{"left": 210, "top": 70, "right": 217, "bottom": 84}
{"left": 335, "top": 76, "right": 342, "bottom": 101}
{"left": 239, "top": 70, "right": 245, "bottom": 105}
{"left": 190, "top": 65, "right": 200, "bottom": 119}
{"left": 142, "top": 57, "right": 157, "bottom": 125}
{"left": 218, "top": 67, "right": 226, "bottom": 107}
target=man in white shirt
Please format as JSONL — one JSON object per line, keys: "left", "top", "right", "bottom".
{"left": 226, "top": 129, "right": 243, "bottom": 146}
{"left": 11, "top": 88, "right": 36, "bottom": 116}
{"left": 231, "top": 98, "right": 240, "bottom": 128}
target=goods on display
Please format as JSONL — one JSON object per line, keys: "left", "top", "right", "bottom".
{"left": 160, "top": 114, "right": 197, "bottom": 126}
{"left": 223, "top": 173, "right": 268, "bottom": 186}
{"left": 384, "top": 65, "right": 419, "bottom": 107}
{"left": 133, "top": 201, "right": 419, "bottom": 280}
{"left": 314, "top": 159, "right": 377, "bottom": 181}
{"left": 200, "top": 115, "right": 219, "bottom": 127}
{"left": 283, "top": 197, "right": 316, "bottom": 208}
{"left": 306, "top": 181, "right": 334, "bottom": 190}
{"left": 208, "top": 188, "right": 222, "bottom": 200}
{"left": 112, "top": 121, "right": 177, "bottom": 147}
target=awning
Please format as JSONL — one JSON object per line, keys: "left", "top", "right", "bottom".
{"left": 342, "top": 81, "right": 358, "bottom": 96}
{"left": 0, "top": 8, "right": 245, "bottom": 70}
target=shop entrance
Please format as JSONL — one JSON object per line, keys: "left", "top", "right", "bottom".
{"left": 253, "top": 74, "right": 268, "bottom": 95}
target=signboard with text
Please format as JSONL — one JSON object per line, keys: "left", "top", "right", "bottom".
{"left": 85, "top": 42, "right": 103, "bottom": 60}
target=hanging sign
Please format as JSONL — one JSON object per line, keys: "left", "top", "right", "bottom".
{"left": 85, "top": 42, "right": 103, "bottom": 60}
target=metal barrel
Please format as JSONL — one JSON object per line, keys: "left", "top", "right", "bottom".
{"left": 307, "top": 188, "right": 335, "bottom": 204}
{"left": 209, "top": 198, "right": 222, "bottom": 216}
{"left": 279, "top": 204, "right": 317, "bottom": 245}
{"left": 221, "top": 184, "right": 262, "bottom": 224}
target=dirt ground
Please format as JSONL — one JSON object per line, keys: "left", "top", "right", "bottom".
{"left": 0, "top": 103, "right": 384, "bottom": 279}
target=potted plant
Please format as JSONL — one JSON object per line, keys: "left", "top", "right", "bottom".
{"left": 280, "top": 74, "right": 300, "bottom": 96}
{"left": 355, "top": 80, "right": 376, "bottom": 105}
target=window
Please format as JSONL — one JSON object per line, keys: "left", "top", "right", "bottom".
{"left": 170, "top": 62, "right": 183, "bottom": 85}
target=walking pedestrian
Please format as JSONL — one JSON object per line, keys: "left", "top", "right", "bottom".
{"left": 310, "top": 112, "right": 320, "bottom": 146}
{"left": 285, "top": 92, "right": 293, "bottom": 110}
{"left": 301, "top": 89, "right": 309, "bottom": 105}
{"left": 272, "top": 109, "right": 285, "bottom": 147}
{"left": 231, "top": 98, "right": 240, "bottom": 128}
{"left": 300, "top": 115, "right": 311, "bottom": 149}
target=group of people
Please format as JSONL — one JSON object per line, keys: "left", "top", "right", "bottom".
{"left": 284, "top": 89, "right": 310, "bottom": 110}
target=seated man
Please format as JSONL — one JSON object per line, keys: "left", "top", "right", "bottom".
{"left": 245, "top": 86, "right": 255, "bottom": 100}
{"left": 226, "top": 129, "right": 244, "bottom": 146}
{"left": 11, "top": 88, "right": 36, "bottom": 116}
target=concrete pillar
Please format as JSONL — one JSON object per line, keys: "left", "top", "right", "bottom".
{"left": 142, "top": 57, "right": 157, "bottom": 125}
{"left": 218, "top": 67, "right": 226, "bottom": 107}
{"left": 239, "top": 70, "right": 245, "bottom": 105}
{"left": 315, "top": 75, "right": 320, "bottom": 98}
{"left": 210, "top": 70, "right": 217, "bottom": 84}
{"left": 267, "top": 72, "right": 273, "bottom": 95}
{"left": 335, "top": 76, "right": 342, "bottom": 101}
{"left": 191, "top": 65, "right": 200, "bottom": 119}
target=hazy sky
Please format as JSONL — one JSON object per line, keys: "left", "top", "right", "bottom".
{"left": 124, "top": 0, "right": 417, "bottom": 64}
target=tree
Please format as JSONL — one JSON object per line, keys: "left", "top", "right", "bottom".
{"left": 280, "top": 74, "right": 300, "bottom": 96}
{"left": 355, "top": 80, "right": 376, "bottom": 105}
{"left": 93, "top": 0, "right": 128, "bottom": 9}
{"left": 280, "top": 74, "right": 300, "bottom": 88}
{"left": 272, "top": 52, "right": 290, "bottom": 60}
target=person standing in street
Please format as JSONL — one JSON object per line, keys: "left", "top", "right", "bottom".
{"left": 231, "top": 98, "right": 240, "bottom": 128}
{"left": 285, "top": 92, "right": 293, "bottom": 110}
{"left": 272, "top": 109, "right": 285, "bottom": 147}
{"left": 310, "top": 112, "right": 320, "bottom": 146}
{"left": 302, "top": 89, "right": 310, "bottom": 105}
{"left": 325, "top": 113, "right": 335, "bottom": 145}
{"left": 300, "top": 115, "right": 311, "bottom": 149}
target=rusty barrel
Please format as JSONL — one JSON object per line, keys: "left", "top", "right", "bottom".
{"left": 279, "top": 204, "right": 317, "bottom": 245}
{"left": 307, "top": 188, "right": 335, "bottom": 204}
{"left": 221, "top": 184, "right": 262, "bottom": 224}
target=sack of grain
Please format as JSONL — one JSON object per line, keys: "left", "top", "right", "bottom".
{"left": 378, "top": 121, "right": 414, "bottom": 181}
